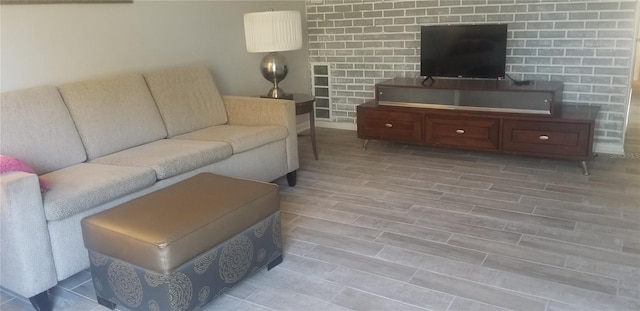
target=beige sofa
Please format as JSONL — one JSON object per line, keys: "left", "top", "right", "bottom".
{"left": 0, "top": 65, "right": 298, "bottom": 310}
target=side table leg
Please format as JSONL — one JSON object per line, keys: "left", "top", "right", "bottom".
{"left": 361, "top": 139, "right": 369, "bottom": 150}
{"left": 580, "top": 160, "right": 590, "bottom": 176}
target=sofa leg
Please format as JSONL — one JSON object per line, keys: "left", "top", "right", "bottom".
{"left": 286, "top": 170, "right": 297, "bottom": 187}
{"left": 97, "top": 296, "right": 116, "bottom": 310}
{"left": 29, "top": 291, "right": 51, "bottom": 311}
{"left": 267, "top": 254, "right": 283, "bottom": 270}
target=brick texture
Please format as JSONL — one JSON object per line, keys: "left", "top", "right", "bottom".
{"left": 306, "top": 0, "right": 637, "bottom": 147}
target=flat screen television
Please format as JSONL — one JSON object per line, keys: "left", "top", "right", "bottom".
{"left": 420, "top": 24, "right": 508, "bottom": 79}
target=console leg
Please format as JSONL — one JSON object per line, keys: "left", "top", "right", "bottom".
{"left": 286, "top": 170, "right": 297, "bottom": 187}
{"left": 267, "top": 254, "right": 283, "bottom": 270}
{"left": 361, "top": 139, "right": 369, "bottom": 150}
{"left": 97, "top": 296, "right": 116, "bottom": 310}
{"left": 29, "top": 291, "right": 51, "bottom": 311}
{"left": 580, "top": 160, "right": 590, "bottom": 176}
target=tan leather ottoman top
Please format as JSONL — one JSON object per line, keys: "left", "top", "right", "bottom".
{"left": 81, "top": 173, "right": 280, "bottom": 273}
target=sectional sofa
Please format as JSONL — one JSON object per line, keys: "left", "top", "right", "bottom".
{"left": 0, "top": 65, "right": 299, "bottom": 310}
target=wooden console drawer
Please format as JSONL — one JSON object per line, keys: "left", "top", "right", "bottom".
{"left": 357, "top": 109, "right": 423, "bottom": 143}
{"left": 358, "top": 110, "right": 422, "bottom": 143}
{"left": 425, "top": 117, "right": 499, "bottom": 150}
{"left": 502, "top": 120, "right": 590, "bottom": 158}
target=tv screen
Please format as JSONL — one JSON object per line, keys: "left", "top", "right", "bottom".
{"left": 420, "top": 24, "right": 507, "bottom": 79}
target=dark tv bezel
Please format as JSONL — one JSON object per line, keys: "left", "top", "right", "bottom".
{"left": 420, "top": 23, "right": 508, "bottom": 80}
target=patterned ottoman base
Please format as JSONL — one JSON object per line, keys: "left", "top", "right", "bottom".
{"left": 88, "top": 212, "right": 282, "bottom": 311}
{"left": 81, "top": 174, "right": 283, "bottom": 311}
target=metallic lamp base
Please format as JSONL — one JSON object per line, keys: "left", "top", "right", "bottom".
{"left": 260, "top": 52, "right": 291, "bottom": 99}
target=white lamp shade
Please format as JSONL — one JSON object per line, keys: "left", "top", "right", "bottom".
{"left": 244, "top": 10, "right": 302, "bottom": 53}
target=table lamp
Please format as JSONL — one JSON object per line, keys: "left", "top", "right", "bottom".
{"left": 244, "top": 10, "right": 302, "bottom": 99}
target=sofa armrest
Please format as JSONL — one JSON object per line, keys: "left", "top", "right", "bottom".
{"left": 0, "top": 172, "right": 57, "bottom": 298}
{"left": 222, "top": 95, "right": 299, "bottom": 173}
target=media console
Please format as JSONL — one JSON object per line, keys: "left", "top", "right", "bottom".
{"left": 357, "top": 78, "right": 599, "bottom": 175}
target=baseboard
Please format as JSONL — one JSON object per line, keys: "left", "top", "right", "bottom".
{"left": 296, "top": 115, "right": 310, "bottom": 133}
{"left": 299, "top": 120, "right": 357, "bottom": 132}
{"left": 296, "top": 121, "right": 310, "bottom": 133}
{"left": 316, "top": 120, "right": 357, "bottom": 131}
{"left": 593, "top": 141, "right": 624, "bottom": 155}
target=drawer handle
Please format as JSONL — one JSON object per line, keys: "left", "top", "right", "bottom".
{"left": 539, "top": 135, "right": 550, "bottom": 140}
{"left": 455, "top": 129, "right": 465, "bottom": 134}
{"left": 385, "top": 123, "right": 393, "bottom": 128}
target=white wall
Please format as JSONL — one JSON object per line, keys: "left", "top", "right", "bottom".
{"left": 0, "top": 1, "right": 310, "bottom": 96}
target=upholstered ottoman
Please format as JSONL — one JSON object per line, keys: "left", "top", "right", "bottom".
{"left": 81, "top": 173, "right": 283, "bottom": 311}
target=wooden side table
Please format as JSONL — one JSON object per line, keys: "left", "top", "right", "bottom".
{"left": 292, "top": 94, "right": 318, "bottom": 160}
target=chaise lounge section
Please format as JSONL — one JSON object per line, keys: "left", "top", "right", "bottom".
{"left": 0, "top": 65, "right": 298, "bottom": 310}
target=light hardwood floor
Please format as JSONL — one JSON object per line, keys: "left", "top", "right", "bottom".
{"left": 1, "top": 128, "right": 639, "bottom": 311}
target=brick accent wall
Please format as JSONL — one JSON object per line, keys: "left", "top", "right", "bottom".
{"left": 306, "top": 0, "right": 638, "bottom": 151}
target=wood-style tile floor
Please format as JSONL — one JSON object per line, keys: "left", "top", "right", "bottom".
{"left": 2, "top": 128, "right": 639, "bottom": 311}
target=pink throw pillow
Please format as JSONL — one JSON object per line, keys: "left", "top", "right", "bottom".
{"left": 0, "top": 155, "right": 50, "bottom": 192}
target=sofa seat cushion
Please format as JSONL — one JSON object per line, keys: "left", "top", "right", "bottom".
{"left": 42, "top": 163, "right": 156, "bottom": 221}
{"left": 91, "top": 139, "right": 232, "bottom": 180}
{"left": 172, "top": 125, "right": 288, "bottom": 154}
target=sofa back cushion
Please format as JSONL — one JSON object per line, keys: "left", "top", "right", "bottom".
{"left": 60, "top": 73, "right": 168, "bottom": 160}
{"left": 0, "top": 86, "right": 87, "bottom": 174}
{"left": 144, "top": 66, "right": 228, "bottom": 137}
